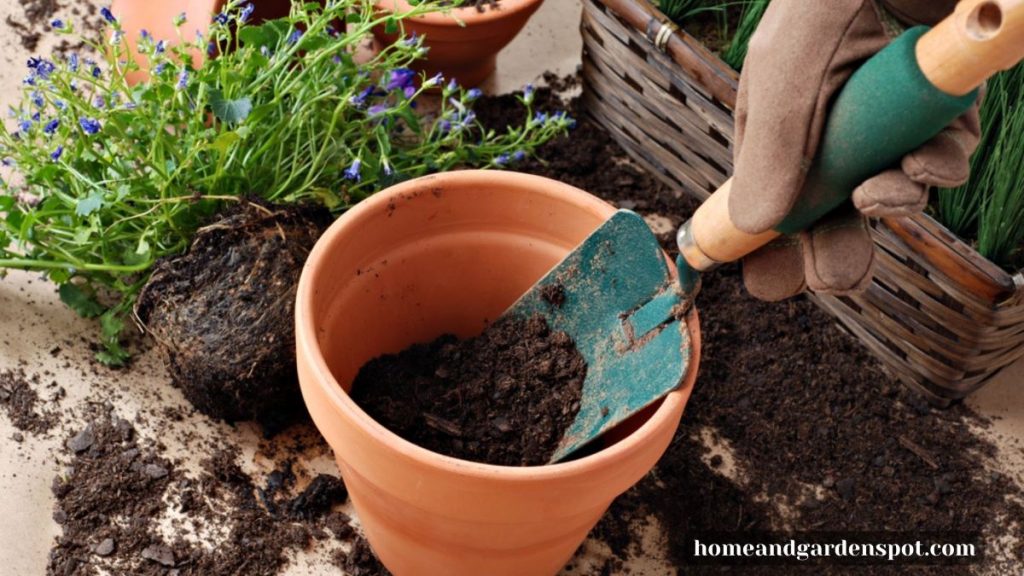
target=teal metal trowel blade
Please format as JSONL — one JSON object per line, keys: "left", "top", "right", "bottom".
{"left": 499, "top": 210, "right": 695, "bottom": 463}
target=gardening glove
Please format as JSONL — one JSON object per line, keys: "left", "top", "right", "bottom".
{"left": 731, "top": 0, "right": 981, "bottom": 301}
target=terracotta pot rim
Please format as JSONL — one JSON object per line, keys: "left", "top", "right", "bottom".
{"left": 374, "top": 0, "right": 545, "bottom": 27}
{"left": 296, "top": 170, "right": 700, "bottom": 481}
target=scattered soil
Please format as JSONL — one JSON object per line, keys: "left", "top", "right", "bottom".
{"left": 0, "top": 368, "right": 56, "bottom": 434}
{"left": 135, "top": 201, "right": 331, "bottom": 429}
{"left": 352, "top": 314, "right": 587, "bottom": 466}
{"left": 476, "top": 85, "right": 1024, "bottom": 574}
{"left": 47, "top": 410, "right": 365, "bottom": 576}
{"left": 5, "top": 0, "right": 100, "bottom": 53}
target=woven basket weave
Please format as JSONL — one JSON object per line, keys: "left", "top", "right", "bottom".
{"left": 580, "top": 0, "right": 1024, "bottom": 405}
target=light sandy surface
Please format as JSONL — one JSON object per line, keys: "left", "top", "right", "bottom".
{"left": 0, "top": 1, "right": 1022, "bottom": 575}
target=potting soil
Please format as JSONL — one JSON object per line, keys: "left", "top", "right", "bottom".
{"left": 351, "top": 314, "right": 587, "bottom": 466}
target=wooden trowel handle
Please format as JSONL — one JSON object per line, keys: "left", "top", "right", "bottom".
{"left": 678, "top": 0, "right": 1024, "bottom": 270}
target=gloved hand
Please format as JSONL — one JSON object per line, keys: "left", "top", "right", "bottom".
{"left": 731, "top": 0, "right": 981, "bottom": 301}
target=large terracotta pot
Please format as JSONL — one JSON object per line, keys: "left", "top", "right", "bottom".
{"left": 373, "top": 0, "right": 545, "bottom": 87}
{"left": 111, "top": 0, "right": 293, "bottom": 83}
{"left": 296, "top": 170, "right": 700, "bottom": 575}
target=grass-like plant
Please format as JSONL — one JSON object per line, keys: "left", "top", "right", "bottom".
{"left": 721, "top": 0, "right": 769, "bottom": 70}
{"left": 0, "top": 0, "right": 572, "bottom": 364}
{"left": 937, "top": 64, "right": 1024, "bottom": 270}
{"left": 655, "top": 0, "right": 724, "bottom": 23}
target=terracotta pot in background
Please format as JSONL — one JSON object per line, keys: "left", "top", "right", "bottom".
{"left": 296, "top": 170, "right": 701, "bottom": 575}
{"left": 111, "top": 0, "right": 293, "bottom": 83}
{"left": 373, "top": 0, "right": 545, "bottom": 87}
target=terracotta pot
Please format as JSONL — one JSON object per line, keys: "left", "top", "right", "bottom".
{"left": 296, "top": 170, "right": 701, "bottom": 575}
{"left": 372, "top": 0, "right": 544, "bottom": 87}
{"left": 111, "top": 0, "right": 292, "bottom": 84}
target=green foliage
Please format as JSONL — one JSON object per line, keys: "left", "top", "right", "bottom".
{"left": 937, "top": 64, "right": 1024, "bottom": 269}
{"left": 721, "top": 0, "right": 770, "bottom": 71}
{"left": 0, "top": 0, "right": 572, "bottom": 364}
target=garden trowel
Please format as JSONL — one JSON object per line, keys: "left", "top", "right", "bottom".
{"left": 501, "top": 0, "right": 1024, "bottom": 463}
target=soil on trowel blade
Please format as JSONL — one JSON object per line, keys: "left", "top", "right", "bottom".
{"left": 135, "top": 201, "right": 330, "bottom": 429}
{"left": 352, "top": 314, "right": 587, "bottom": 466}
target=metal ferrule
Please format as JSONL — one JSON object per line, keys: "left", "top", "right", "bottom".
{"left": 676, "top": 219, "right": 722, "bottom": 272}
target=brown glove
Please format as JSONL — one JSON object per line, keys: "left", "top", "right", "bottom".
{"left": 731, "top": 0, "right": 981, "bottom": 301}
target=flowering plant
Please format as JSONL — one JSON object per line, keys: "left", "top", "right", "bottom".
{"left": 0, "top": 1, "right": 571, "bottom": 364}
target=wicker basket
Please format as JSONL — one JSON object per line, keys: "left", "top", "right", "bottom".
{"left": 579, "top": 0, "right": 1024, "bottom": 405}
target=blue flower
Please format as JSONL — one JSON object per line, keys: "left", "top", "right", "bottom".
{"left": 1, "top": 158, "right": 13, "bottom": 167}
{"left": 214, "top": 12, "right": 229, "bottom": 25}
{"left": 173, "top": 12, "right": 187, "bottom": 26}
{"left": 438, "top": 119, "right": 451, "bottom": 133}
{"left": 55, "top": 100, "right": 66, "bottom": 110}
{"left": 287, "top": 29, "right": 303, "bottom": 44}
{"left": 94, "top": 95, "right": 105, "bottom": 109}
{"left": 140, "top": 29, "right": 152, "bottom": 41}
{"left": 51, "top": 19, "right": 64, "bottom": 29}
{"left": 533, "top": 111, "right": 548, "bottom": 124}
{"left": 403, "top": 32, "right": 419, "bottom": 47}
{"left": 349, "top": 86, "right": 374, "bottom": 108}
{"left": 69, "top": 80, "right": 78, "bottom": 92}
{"left": 445, "top": 78, "right": 458, "bottom": 94}
{"left": 22, "top": 74, "right": 36, "bottom": 86}
{"left": 176, "top": 68, "right": 189, "bottom": 90}
{"left": 326, "top": 25, "right": 338, "bottom": 37}
{"left": 513, "top": 149, "right": 526, "bottom": 162}
{"left": 100, "top": 6, "right": 116, "bottom": 24}
{"left": 208, "top": 41, "right": 217, "bottom": 57}
{"left": 154, "top": 62, "right": 167, "bottom": 74}
{"left": 386, "top": 68, "right": 416, "bottom": 93}
{"left": 367, "top": 104, "right": 389, "bottom": 116}
{"left": 382, "top": 159, "right": 394, "bottom": 176}
{"left": 343, "top": 158, "right": 362, "bottom": 182}
{"left": 43, "top": 118, "right": 60, "bottom": 134}
{"left": 36, "top": 60, "right": 56, "bottom": 79}
{"left": 18, "top": 119, "right": 33, "bottom": 133}
{"left": 495, "top": 153, "right": 510, "bottom": 166}
{"left": 50, "top": 145, "right": 63, "bottom": 162}
{"left": 155, "top": 40, "right": 166, "bottom": 53}
{"left": 30, "top": 91, "right": 44, "bottom": 108}
{"left": 27, "top": 56, "right": 42, "bottom": 70}
{"left": 522, "top": 83, "right": 534, "bottom": 104}
{"left": 31, "top": 112, "right": 40, "bottom": 122}
{"left": 240, "top": 3, "right": 255, "bottom": 23}
{"left": 423, "top": 72, "right": 443, "bottom": 88}
{"left": 92, "top": 65, "right": 102, "bottom": 78}
{"left": 465, "top": 88, "right": 483, "bottom": 102}
{"left": 68, "top": 53, "right": 79, "bottom": 72}
{"left": 79, "top": 117, "right": 102, "bottom": 135}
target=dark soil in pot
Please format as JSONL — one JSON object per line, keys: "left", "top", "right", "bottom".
{"left": 351, "top": 313, "right": 587, "bottom": 466}
{"left": 135, "top": 201, "right": 331, "bottom": 429}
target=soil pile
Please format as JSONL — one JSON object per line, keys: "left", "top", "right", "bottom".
{"left": 476, "top": 86, "right": 1024, "bottom": 574}
{"left": 135, "top": 202, "right": 330, "bottom": 429}
{"left": 0, "top": 368, "right": 56, "bottom": 434}
{"left": 352, "top": 314, "right": 587, "bottom": 466}
{"left": 47, "top": 410, "right": 368, "bottom": 576}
